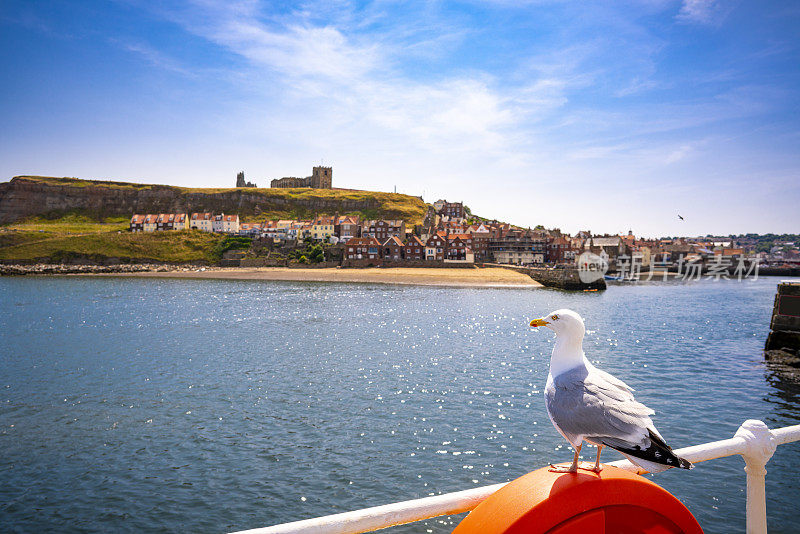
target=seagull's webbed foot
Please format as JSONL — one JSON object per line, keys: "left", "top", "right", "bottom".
{"left": 548, "top": 446, "right": 581, "bottom": 473}
{"left": 578, "top": 462, "right": 603, "bottom": 473}
{"left": 548, "top": 463, "right": 578, "bottom": 473}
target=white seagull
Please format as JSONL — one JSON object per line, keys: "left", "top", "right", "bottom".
{"left": 529, "top": 309, "right": 693, "bottom": 473}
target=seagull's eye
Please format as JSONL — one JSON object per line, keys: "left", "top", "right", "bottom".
{"left": 551, "top": 314, "right": 559, "bottom": 321}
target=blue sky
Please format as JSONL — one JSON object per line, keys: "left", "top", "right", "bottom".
{"left": 1, "top": 0, "right": 798, "bottom": 237}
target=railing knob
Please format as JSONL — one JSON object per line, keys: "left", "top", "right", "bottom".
{"left": 735, "top": 419, "right": 777, "bottom": 469}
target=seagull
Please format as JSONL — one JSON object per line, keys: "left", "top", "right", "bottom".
{"left": 529, "top": 309, "right": 693, "bottom": 474}
{"left": 678, "top": 214, "right": 684, "bottom": 220}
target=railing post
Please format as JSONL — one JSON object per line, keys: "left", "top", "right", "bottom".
{"left": 734, "top": 420, "right": 777, "bottom": 534}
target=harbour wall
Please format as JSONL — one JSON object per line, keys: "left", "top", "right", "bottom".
{"left": 765, "top": 281, "right": 800, "bottom": 357}
{"left": 483, "top": 264, "right": 607, "bottom": 290}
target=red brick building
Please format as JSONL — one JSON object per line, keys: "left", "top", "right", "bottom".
{"left": 345, "top": 237, "right": 382, "bottom": 260}
{"left": 363, "top": 220, "right": 406, "bottom": 241}
{"left": 335, "top": 216, "right": 361, "bottom": 242}
{"left": 446, "top": 236, "right": 470, "bottom": 261}
{"left": 382, "top": 236, "right": 404, "bottom": 261}
{"left": 130, "top": 214, "right": 145, "bottom": 232}
{"left": 439, "top": 201, "right": 465, "bottom": 220}
{"left": 467, "top": 224, "right": 491, "bottom": 261}
{"left": 547, "top": 235, "right": 571, "bottom": 263}
{"left": 405, "top": 235, "right": 426, "bottom": 261}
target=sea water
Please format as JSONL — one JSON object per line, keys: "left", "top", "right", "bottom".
{"left": 1, "top": 276, "right": 798, "bottom": 533}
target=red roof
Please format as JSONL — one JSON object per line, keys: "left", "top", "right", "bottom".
{"left": 337, "top": 216, "right": 359, "bottom": 225}
{"left": 436, "top": 231, "right": 472, "bottom": 241}
{"left": 383, "top": 236, "right": 404, "bottom": 247}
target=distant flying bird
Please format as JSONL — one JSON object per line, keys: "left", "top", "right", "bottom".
{"left": 529, "top": 309, "right": 693, "bottom": 473}
{"left": 678, "top": 214, "right": 684, "bottom": 221}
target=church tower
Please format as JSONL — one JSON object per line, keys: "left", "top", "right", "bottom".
{"left": 311, "top": 166, "right": 332, "bottom": 189}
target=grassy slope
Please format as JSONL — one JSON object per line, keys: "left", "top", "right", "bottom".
{"left": 0, "top": 215, "right": 224, "bottom": 263}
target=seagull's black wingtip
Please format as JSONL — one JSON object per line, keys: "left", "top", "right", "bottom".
{"left": 602, "top": 430, "right": 693, "bottom": 470}
{"left": 678, "top": 457, "right": 694, "bottom": 470}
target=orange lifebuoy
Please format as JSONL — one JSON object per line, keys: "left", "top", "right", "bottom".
{"left": 452, "top": 466, "right": 702, "bottom": 534}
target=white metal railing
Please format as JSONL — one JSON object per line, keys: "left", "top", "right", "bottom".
{"left": 231, "top": 420, "right": 800, "bottom": 534}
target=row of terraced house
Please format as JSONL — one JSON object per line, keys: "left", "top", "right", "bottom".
{"left": 129, "top": 213, "right": 240, "bottom": 233}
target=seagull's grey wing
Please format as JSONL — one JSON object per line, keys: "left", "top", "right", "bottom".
{"left": 545, "top": 365, "right": 654, "bottom": 447}
{"left": 546, "top": 365, "right": 692, "bottom": 471}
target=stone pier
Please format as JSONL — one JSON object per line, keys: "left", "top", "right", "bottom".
{"left": 765, "top": 281, "right": 800, "bottom": 357}
{"left": 484, "top": 264, "right": 607, "bottom": 291}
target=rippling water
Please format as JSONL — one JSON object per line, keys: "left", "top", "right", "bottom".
{"left": 1, "top": 276, "right": 799, "bottom": 533}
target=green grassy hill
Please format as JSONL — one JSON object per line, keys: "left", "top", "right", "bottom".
{"left": 0, "top": 176, "right": 430, "bottom": 264}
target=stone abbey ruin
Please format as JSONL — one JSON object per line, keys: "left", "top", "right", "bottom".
{"left": 235, "top": 166, "right": 333, "bottom": 189}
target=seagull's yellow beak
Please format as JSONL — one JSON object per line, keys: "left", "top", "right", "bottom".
{"left": 529, "top": 318, "right": 549, "bottom": 327}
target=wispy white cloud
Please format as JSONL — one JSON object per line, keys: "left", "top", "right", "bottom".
{"left": 114, "top": 40, "right": 197, "bottom": 77}
{"left": 676, "top": 0, "right": 725, "bottom": 25}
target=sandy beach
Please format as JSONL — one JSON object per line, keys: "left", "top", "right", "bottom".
{"left": 98, "top": 266, "right": 542, "bottom": 288}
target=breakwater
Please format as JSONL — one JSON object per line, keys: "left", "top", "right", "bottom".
{"left": 765, "top": 281, "right": 800, "bottom": 357}
{"left": 484, "top": 263, "right": 607, "bottom": 290}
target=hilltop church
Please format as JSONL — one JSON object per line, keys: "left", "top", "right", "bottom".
{"left": 270, "top": 166, "right": 332, "bottom": 189}
{"left": 234, "top": 166, "right": 333, "bottom": 189}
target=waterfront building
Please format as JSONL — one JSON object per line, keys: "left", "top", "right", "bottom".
{"left": 213, "top": 214, "right": 240, "bottom": 233}
{"left": 284, "top": 221, "right": 303, "bottom": 241}
{"left": 547, "top": 235, "right": 571, "bottom": 263}
{"left": 261, "top": 220, "right": 283, "bottom": 240}
{"left": 335, "top": 216, "right": 361, "bottom": 242}
{"left": 172, "top": 213, "right": 188, "bottom": 230}
{"left": 239, "top": 223, "right": 260, "bottom": 236}
{"left": 156, "top": 213, "right": 171, "bottom": 231}
{"left": 143, "top": 214, "right": 158, "bottom": 232}
{"left": 130, "top": 214, "right": 145, "bottom": 232}
{"left": 585, "top": 236, "right": 626, "bottom": 264}
{"left": 345, "top": 237, "right": 381, "bottom": 260}
{"left": 425, "top": 234, "right": 446, "bottom": 261}
{"left": 382, "top": 236, "right": 404, "bottom": 261}
{"left": 439, "top": 232, "right": 475, "bottom": 258}
{"left": 276, "top": 220, "right": 293, "bottom": 234}
{"left": 404, "top": 235, "right": 426, "bottom": 261}
{"left": 445, "top": 236, "right": 469, "bottom": 261}
{"left": 311, "top": 216, "right": 336, "bottom": 241}
{"left": 363, "top": 220, "right": 406, "bottom": 241}
{"left": 490, "top": 230, "right": 547, "bottom": 265}
{"left": 190, "top": 212, "right": 214, "bottom": 232}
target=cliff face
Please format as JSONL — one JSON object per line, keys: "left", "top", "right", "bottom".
{"left": 0, "top": 176, "right": 425, "bottom": 224}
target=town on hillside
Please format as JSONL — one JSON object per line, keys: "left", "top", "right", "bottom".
{"left": 129, "top": 198, "right": 799, "bottom": 271}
